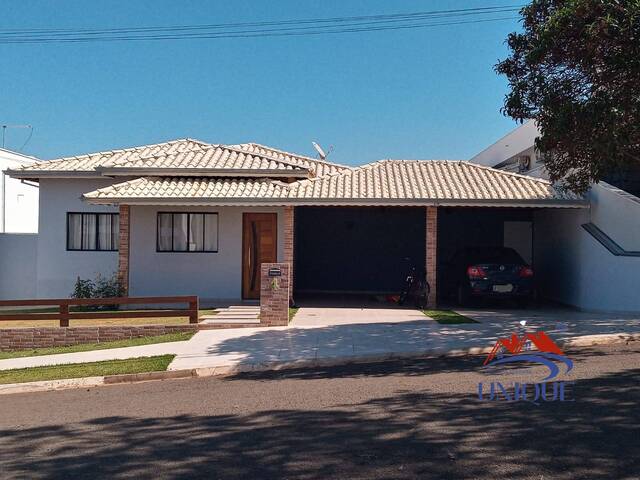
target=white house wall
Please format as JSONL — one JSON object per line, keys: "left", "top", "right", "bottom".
{"left": 1, "top": 150, "right": 39, "bottom": 233}
{"left": 0, "top": 233, "right": 37, "bottom": 299}
{"left": 36, "top": 178, "right": 119, "bottom": 298}
{"left": 129, "top": 205, "right": 285, "bottom": 302}
{"left": 590, "top": 182, "right": 640, "bottom": 252}
{"left": 534, "top": 208, "right": 640, "bottom": 313}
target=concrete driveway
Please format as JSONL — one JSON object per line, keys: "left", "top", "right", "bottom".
{"left": 457, "top": 306, "right": 640, "bottom": 337}
{"left": 166, "top": 305, "right": 640, "bottom": 371}
{"left": 291, "top": 306, "right": 427, "bottom": 327}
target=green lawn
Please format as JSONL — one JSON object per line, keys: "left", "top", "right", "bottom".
{"left": 0, "top": 331, "right": 195, "bottom": 360}
{"left": 289, "top": 307, "right": 299, "bottom": 321}
{"left": 423, "top": 310, "right": 479, "bottom": 324}
{"left": 0, "top": 308, "right": 217, "bottom": 328}
{"left": 0, "top": 355, "right": 175, "bottom": 385}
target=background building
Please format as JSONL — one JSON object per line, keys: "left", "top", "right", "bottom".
{"left": 1, "top": 147, "right": 39, "bottom": 233}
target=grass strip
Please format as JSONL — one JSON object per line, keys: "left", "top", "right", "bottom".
{"left": 0, "top": 309, "right": 217, "bottom": 329}
{"left": 0, "top": 355, "right": 175, "bottom": 385}
{"left": 0, "top": 331, "right": 195, "bottom": 360}
{"left": 289, "top": 307, "right": 299, "bottom": 321}
{"left": 0, "top": 307, "right": 218, "bottom": 315}
{"left": 423, "top": 310, "right": 479, "bottom": 324}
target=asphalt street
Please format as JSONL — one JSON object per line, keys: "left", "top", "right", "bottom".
{"left": 1, "top": 343, "right": 639, "bottom": 480}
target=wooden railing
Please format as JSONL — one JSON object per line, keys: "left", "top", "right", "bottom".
{"left": 0, "top": 296, "right": 199, "bottom": 327}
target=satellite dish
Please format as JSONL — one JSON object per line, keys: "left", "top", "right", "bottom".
{"left": 312, "top": 141, "right": 327, "bottom": 160}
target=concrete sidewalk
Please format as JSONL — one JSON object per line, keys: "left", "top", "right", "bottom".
{"left": 1, "top": 306, "right": 639, "bottom": 372}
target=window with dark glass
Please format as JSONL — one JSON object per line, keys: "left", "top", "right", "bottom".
{"left": 67, "top": 213, "right": 119, "bottom": 251}
{"left": 157, "top": 212, "right": 218, "bottom": 252}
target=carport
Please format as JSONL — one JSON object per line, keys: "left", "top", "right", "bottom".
{"left": 294, "top": 206, "right": 425, "bottom": 295}
{"left": 279, "top": 159, "right": 586, "bottom": 308}
{"left": 436, "top": 207, "right": 535, "bottom": 302}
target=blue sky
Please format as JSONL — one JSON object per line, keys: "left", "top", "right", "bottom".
{"left": 1, "top": 0, "right": 524, "bottom": 165}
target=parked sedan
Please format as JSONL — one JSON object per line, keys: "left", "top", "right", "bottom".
{"left": 447, "top": 246, "right": 534, "bottom": 306}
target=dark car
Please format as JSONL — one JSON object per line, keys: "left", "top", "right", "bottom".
{"left": 446, "top": 246, "right": 534, "bottom": 306}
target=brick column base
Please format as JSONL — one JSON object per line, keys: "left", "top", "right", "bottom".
{"left": 260, "top": 263, "right": 291, "bottom": 326}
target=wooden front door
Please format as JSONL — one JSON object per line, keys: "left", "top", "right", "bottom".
{"left": 242, "top": 213, "right": 278, "bottom": 299}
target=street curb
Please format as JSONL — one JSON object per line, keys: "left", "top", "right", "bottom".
{"left": 0, "top": 332, "right": 637, "bottom": 395}
{"left": 562, "top": 332, "right": 640, "bottom": 348}
{"left": 0, "top": 376, "right": 104, "bottom": 395}
{"left": 103, "top": 368, "right": 197, "bottom": 384}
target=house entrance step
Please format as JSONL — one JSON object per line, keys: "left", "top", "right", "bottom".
{"left": 215, "top": 312, "right": 260, "bottom": 318}
{"left": 200, "top": 305, "right": 260, "bottom": 326}
{"left": 215, "top": 311, "right": 260, "bottom": 316}
{"left": 200, "top": 316, "right": 260, "bottom": 325}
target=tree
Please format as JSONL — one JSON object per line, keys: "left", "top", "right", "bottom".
{"left": 496, "top": 0, "right": 640, "bottom": 193}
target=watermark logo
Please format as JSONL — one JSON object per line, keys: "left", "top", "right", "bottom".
{"left": 478, "top": 329, "right": 575, "bottom": 404}
{"left": 483, "top": 331, "right": 573, "bottom": 381}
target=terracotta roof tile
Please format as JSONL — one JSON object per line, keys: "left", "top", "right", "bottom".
{"left": 231, "top": 142, "right": 350, "bottom": 177}
{"left": 84, "top": 177, "right": 290, "bottom": 200}
{"left": 83, "top": 160, "right": 583, "bottom": 206}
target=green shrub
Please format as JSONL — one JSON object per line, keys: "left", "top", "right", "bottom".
{"left": 71, "top": 273, "right": 124, "bottom": 310}
{"left": 94, "top": 273, "right": 125, "bottom": 299}
{"left": 72, "top": 276, "right": 95, "bottom": 299}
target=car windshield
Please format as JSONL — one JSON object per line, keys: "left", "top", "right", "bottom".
{"left": 462, "top": 247, "right": 524, "bottom": 265}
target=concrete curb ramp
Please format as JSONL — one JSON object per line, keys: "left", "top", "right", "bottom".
{"left": 1, "top": 332, "right": 637, "bottom": 396}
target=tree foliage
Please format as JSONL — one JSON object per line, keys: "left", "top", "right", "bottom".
{"left": 496, "top": 0, "right": 640, "bottom": 193}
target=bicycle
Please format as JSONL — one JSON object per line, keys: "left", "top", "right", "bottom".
{"left": 398, "top": 258, "right": 430, "bottom": 309}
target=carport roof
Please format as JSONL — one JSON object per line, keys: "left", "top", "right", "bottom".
{"left": 83, "top": 159, "right": 586, "bottom": 207}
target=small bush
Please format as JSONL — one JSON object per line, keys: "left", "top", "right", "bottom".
{"left": 72, "top": 277, "right": 95, "bottom": 299}
{"left": 94, "top": 273, "right": 125, "bottom": 299}
{"left": 71, "top": 273, "right": 124, "bottom": 310}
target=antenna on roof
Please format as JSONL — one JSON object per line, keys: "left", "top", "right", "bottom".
{"left": 1, "top": 124, "right": 32, "bottom": 150}
{"left": 312, "top": 141, "right": 333, "bottom": 160}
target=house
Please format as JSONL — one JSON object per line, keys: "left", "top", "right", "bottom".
{"left": 0, "top": 147, "right": 39, "bottom": 233}
{"left": 0, "top": 148, "right": 40, "bottom": 301}
{"left": 4, "top": 138, "right": 585, "bottom": 306}
{"left": 471, "top": 122, "right": 640, "bottom": 313}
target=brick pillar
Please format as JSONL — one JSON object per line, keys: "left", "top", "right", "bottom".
{"left": 283, "top": 206, "right": 295, "bottom": 301}
{"left": 260, "top": 263, "right": 290, "bottom": 326}
{"left": 118, "top": 204, "right": 130, "bottom": 295}
{"left": 426, "top": 206, "right": 438, "bottom": 307}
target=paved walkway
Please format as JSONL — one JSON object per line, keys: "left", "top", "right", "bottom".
{"left": 1, "top": 307, "right": 639, "bottom": 372}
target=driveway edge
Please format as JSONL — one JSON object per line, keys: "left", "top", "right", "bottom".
{"left": 1, "top": 332, "right": 638, "bottom": 395}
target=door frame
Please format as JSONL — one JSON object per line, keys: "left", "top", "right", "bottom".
{"left": 241, "top": 212, "right": 278, "bottom": 300}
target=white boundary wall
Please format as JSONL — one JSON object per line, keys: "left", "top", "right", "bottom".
{"left": 0, "top": 233, "right": 37, "bottom": 299}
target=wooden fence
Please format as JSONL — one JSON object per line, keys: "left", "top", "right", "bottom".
{"left": 0, "top": 296, "right": 199, "bottom": 327}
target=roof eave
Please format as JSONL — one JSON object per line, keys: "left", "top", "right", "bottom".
{"left": 83, "top": 196, "right": 588, "bottom": 208}
{"left": 5, "top": 169, "right": 104, "bottom": 180}
{"left": 97, "top": 167, "right": 310, "bottom": 178}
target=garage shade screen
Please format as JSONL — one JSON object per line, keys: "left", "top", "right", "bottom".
{"left": 294, "top": 207, "right": 426, "bottom": 294}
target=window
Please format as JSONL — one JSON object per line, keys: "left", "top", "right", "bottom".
{"left": 67, "top": 213, "right": 119, "bottom": 251}
{"left": 157, "top": 212, "right": 218, "bottom": 252}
